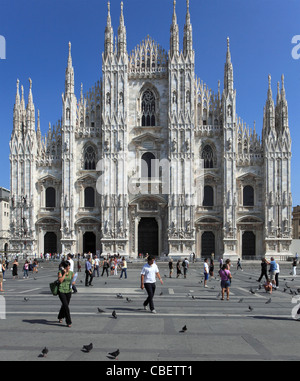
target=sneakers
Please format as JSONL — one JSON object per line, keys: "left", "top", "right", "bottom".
{"left": 151, "top": 309, "right": 157, "bottom": 314}
{"left": 143, "top": 305, "right": 148, "bottom": 310}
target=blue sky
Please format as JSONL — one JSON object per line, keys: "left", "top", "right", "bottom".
{"left": 0, "top": 0, "right": 300, "bottom": 205}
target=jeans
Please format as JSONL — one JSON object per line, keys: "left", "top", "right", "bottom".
{"left": 23, "top": 269, "right": 28, "bottom": 278}
{"left": 143, "top": 282, "right": 156, "bottom": 311}
{"left": 120, "top": 268, "right": 127, "bottom": 279}
{"left": 58, "top": 292, "right": 72, "bottom": 325}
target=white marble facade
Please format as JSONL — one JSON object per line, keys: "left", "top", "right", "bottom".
{"left": 9, "top": 1, "right": 293, "bottom": 260}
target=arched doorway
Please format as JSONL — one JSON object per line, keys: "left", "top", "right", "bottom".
{"left": 138, "top": 218, "right": 158, "bottom": 257}
{"left": 201, "top": 231, "right": 215, "bottom": 258}
{"left": 242, "top": 231, "right": 256, "bottom": 258}
{"left": 83, "top": 232, "right": 96, "bottom": 254}
{"left": 44, "top": 232, "right": 57, "bottom": 254}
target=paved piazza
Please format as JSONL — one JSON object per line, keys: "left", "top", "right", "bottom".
{"left": 0, "top": 259, "right": 299, "bottom": 363}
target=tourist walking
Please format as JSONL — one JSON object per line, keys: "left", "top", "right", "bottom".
{"left": 12, "top": 258, "right": 19, "bottom": 279}
{"left": 203, "top": 258, "right": 209, "bottom": 287}
{"left": 209, "top": 259, "right": 214, "bottom": 277}
{"left": 292, "top": 257, "right": 297, "bottom": 276}
{"left": 219, "top": 264, "right": 232, "bottom": 300}
{"left": 237, "top": 258, "right": 243, "bottom": 271}
{"left": 168, "top": 258, "right": 174, "bottom": 278}
{"left": 67, "top": 254, "right": 77, "bottom": 293}
{"left": 269, "top": 257, "right": 277, "bottom": 288}
{"left": 119, "top": 257, "right": 127, "bottom": 279}
{"left": 23, "top": 260, "right": 29, "bottom": 279}
{"left": 275, "top": 261, "right": 280, "bottom": 289}
{"left": 93, "top": 255, "right": 100, "bottom": 277}
{"left": 257, "top": 258, "right": 268, "bottom": 283}
{"left": 176, "top": 260, "right": 182, "bottom": 278}
{"left": 85, "top": 256, "right": 94, "bottom": 287}
{"left": 57, "top": 260, "right": 74, "bottom": 327}
{"left": 140, "top": 255, "right": 163, "bottom": 314}
{"left": 101, "top": 258, "right": 109, "bottom": 277}
{"left": 182, "top": 258, "right": 189, "bottom": 278}
{"left": 0, "top": 261, "right": 4, "bottom": 292}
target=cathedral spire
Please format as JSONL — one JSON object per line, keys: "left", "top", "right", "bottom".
{"left": 118, "top": 1, "right": 127, "bottom": 57}
{"left": 183, "top": 0, "right": 193, "bottom": 57}
{"left": 105, "top": 1, "right": 114, "bottom": 58}
{"left": 263, "top": 74, "right": 275, "bottom": 137}
{"left": 224, "top": 37, "right": 234, "bottom": 95}
{"left": 170, "top": 0, "right": 179, "bottom": 58}
{"left": 13, "top": 79, "right": 20, "bottom": 134}
{"left": 65, "top": 42, "right": 75, "bottom": 96}
{"left": 15, "top": 79, "right": 20, "bottom": 107}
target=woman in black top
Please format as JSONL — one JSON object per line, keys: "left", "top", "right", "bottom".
{"left": 257, "top": 258, "right": 268, "bottom": 282}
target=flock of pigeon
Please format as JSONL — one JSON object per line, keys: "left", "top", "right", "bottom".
{"left": 32, "top": 269, "right": 299, "bottom": 360}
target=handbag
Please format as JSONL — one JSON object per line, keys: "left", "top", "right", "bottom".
{"left": 49, "top": 280, "right": 60, "bottom": 296}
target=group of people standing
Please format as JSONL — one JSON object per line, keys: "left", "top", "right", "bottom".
{"left": 84, "top": 255, "right": 128, "bottom": 286}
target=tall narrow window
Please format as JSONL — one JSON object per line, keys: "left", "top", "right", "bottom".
{"left": 84, "top": 146, "right": 96, "bottom": 170}
{"left": 46, "top": 187, "right": 56, "bottom": 208}
{"left": 84, "top": 187, "right": 95, "bottom": 208}
{"left": 142, "top": 90, "right": 156, "bottom": 127}
{"left": 202, "top": 145, "right": 214, "bottom": 168}
{"left": 203, "top": 186, "right": 214, "bottom": 207}
{"left": 141, "top": 152, "right": 156, "bottom": 178}
{"left": 243, "top": 185, "right": 254, "bottom": 206}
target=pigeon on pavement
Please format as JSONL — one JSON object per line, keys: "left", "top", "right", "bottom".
{"left": 112, "top": 310, "right": 117, "bottom": 319}
{"left": 38, "top": 347, "right": 49, "bottom": 358}
{"left": 108, "top": 349, "right": 120, "bottom": 359}
{"left": 180, "top": 325, "right": 187, "bottom": 333}
{"left": 82, "top": 343, "right": 93, "bottom": 353}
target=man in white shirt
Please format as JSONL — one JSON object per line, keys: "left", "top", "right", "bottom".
{"left": 140, "top": 256, "right": 163, "bottom": 314}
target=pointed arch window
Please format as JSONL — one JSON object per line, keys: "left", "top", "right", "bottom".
{"left": 142, "top": 89, "right": 156, "bottom": 127}
{"left": 84, "top": 145, "right": 96, "bottom": 170}
{"left": 202, "top": 145, "right": 214, "bottom": 168}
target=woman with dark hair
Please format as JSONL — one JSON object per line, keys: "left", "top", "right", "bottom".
{"left": 57, "top": 260, "right": 74, "bottom": 327}
{"left": 219, "top": 264, "right": 232, "bottom": 300}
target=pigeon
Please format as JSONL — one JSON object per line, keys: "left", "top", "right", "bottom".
{"left": 192, "top": 295, "right": 196, "bottom": 299}
{"left": 238, "top": 298, "right": 244, "bottom": 303}
{"left": 23, "top": 297, "right": 29, "bottom": 302}
{"left": 38, "top": 347, "right": 49, "bottom": 358}
{"left": 248, "top": 305, "right": 254, "bottom": 312}
{"left": 126, "top": 297, "right": 132, "bottom": 303}
{"left": 249, "top": 288, "right": 256, "bottom": 294}
{"left": 82, "top": 343, "right": 93, "bottom": 353}
{"left": 112, "top": 310, "right": 117, "bottom": 319}
{"left": 116, "top": 293, "right": 123, "bottom": 299}
{"left": 97, "top": 308, "right": 105, "bottom": 313}
{"left": 108, "top": 349, "right": 120, "bottom": 359}
{"left": 285, "top": 282, "right": 290, "bottom": 289}
{"left": 265, "top": 298, "right": 272, "bottom": 304}
{"left": 180, "top": 325, "right": 187, "bottom": 333}
{"left": 159, "top": 292, "right": 163, "bottom": 296}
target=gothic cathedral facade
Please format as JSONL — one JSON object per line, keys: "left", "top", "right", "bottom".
{"left": 9, "top": 1, "right": 293, "bottom": 259}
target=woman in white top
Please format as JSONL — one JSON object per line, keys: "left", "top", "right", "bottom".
{"left": 140, "top": 256, "right": 163, "bottom": 313}
{"left": 0, "top": 262, "right": 4, "bottom": 292}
